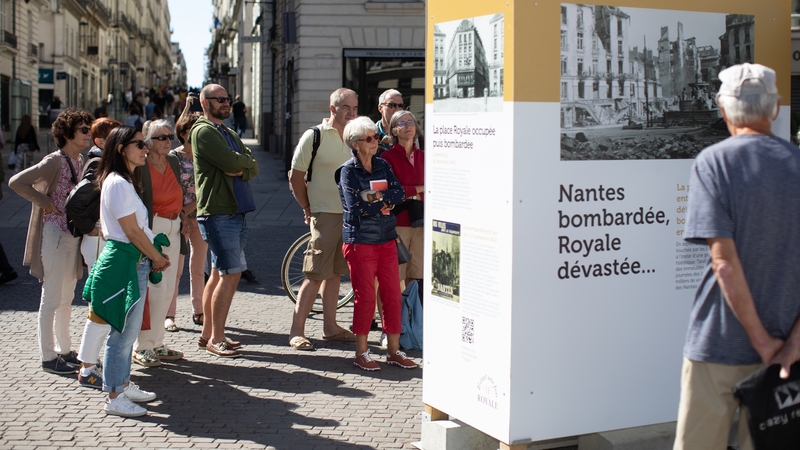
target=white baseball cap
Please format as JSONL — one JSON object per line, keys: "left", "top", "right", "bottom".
{"left": 718, "top": 63, "right": 778, "bottom": 97}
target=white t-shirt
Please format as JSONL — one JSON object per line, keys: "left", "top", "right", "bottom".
{"left": 100, "top": 172, "right": 155, "bottom": 243}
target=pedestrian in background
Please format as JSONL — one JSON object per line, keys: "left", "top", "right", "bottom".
{"left": 14, "top": 114, "right": 40, "bottom": 173}
{"left": 0, "top": 126, "right": 18, "bottom": 285}
{"left": 9, "top": 107, "right": 93, "bottom": 374}
{"left": 231, "top": 95, "right": 247, "bottom": 137}
{"left": 337, "top": 116, "right": 416, "bottom": 371}
{"left": 675, "top": 63, "right": 800, "bottom": 449}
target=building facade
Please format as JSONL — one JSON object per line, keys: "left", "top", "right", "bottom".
{"left": 206, "top": 0, "right": 426, "bottom": 167}
{"left": 446, "top": 19, "right": 487, "bottom": 99}
{"left": 0, "top": 0, "right": 178, "bottom": 142}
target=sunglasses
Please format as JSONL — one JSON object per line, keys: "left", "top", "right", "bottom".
{"left": 75, "top": 126, "right": 91, "bottom": 134}
{"left": 358, "top": 134, "right": 381, "bottom": 144}
{"left": 124, "top": 140, "right": 146, "bottom": 149}
{"left": 396, "top": 120, "right": 416, "bottom": 128}
{"left": 152, "top": 134, "right": 175, "bottom": 141}
{"left": 208, "top": 96, "right": 232, "bottom": 104}
{"left": 383, "top": 102, "right": 405, "bottom": 109}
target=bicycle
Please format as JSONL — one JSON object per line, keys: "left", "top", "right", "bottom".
{"left": 281, "top": 231, "right": 354, "bottom": 313}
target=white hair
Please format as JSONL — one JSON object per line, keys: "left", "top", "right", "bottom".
{"left": 379, "top": 89, "right": 402, "bottom": 105}
{"left": 717, "top": 92, "right": 780, "bottom": 127}
{"left": 143, "top": 119, "right": 173, "bottom": 147}
{"left": 343, "top": 116, "right": 378, "bottom": 150}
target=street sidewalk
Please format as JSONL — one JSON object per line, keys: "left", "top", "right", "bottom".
{"left": 0, "top": 135, "right": 423, "bottom": 449}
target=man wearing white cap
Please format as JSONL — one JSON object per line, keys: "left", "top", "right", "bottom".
{"left": 675, "top": 63, "right": 800, "bottom": 449}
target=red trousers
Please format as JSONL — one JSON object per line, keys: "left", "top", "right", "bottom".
{"left": 342, "top": 241, "right": 402, "bottom": 335}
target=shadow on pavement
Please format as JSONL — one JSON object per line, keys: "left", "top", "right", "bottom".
{"left": 136, "top": 359, "right": 373, "bottom": 449}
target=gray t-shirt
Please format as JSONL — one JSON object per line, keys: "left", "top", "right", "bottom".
{"left": 684, "top": 134, "right": 800, "bottom": 365}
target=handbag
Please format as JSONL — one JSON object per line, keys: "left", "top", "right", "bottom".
{"left": 396, "top": 236, "right": 411, "bottom": 265}
{"left": 7, "top": 149, "right": 18, "bottom": 169}
{"left": 733, "top": 361, "right": 800, "bottom": 449}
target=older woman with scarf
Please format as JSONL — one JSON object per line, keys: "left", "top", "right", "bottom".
{"left": 9, "top": 108, "right": 92, "bottom": 375}
{"left": 131, "top": 119, "right": 186, "bottom": 367}
{"left": 84, "top": 125, "right": 169, "bottom": 417}
{"left": 337, "top": 116, "right": 417, "bottom": 371}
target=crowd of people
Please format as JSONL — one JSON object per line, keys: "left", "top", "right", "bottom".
{"left": 5, "top": 83, "right": 259, "bottom": 417}
{"left": 3, "top": 80, "right": 428, "bottom": 418}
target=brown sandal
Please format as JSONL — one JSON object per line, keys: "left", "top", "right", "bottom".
{"left": 192, "top": 314, "right": 203, "bottom": 325}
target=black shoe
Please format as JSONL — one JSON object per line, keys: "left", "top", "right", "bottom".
{"left": 0, "top": 270, "right": 18, "bottom": 285}
{"left": 241, "top": 269, "right": 259, "bottom": 284}
{"left": 42, "top": 356, "right": 78, "bottom": 374}
{"left": 59, "top": 350, "right": 81, "bottom": 367}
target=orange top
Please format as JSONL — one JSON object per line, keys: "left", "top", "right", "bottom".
{"left": 149, "top": 163, "right": 183, "bottom": 217}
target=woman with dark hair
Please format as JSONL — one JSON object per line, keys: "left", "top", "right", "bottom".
{"left": 9, "top": 107, "right": 93, "bottom": 375}
{"left": 337, "top": 116, "right": 417, "bottom": 371}
{"left": 13, "top": 114, "right": 40, "bottom": 172}
{"left": 87, "top": 125, "right": 169, "bottom": 417}
{"left": 380, "top": 110, "right": 425, "bottom": 287}
{"left": 165, "top": 99, "right": 207, "bottom": 330}
{"left": 73, "top": 117, "right": 121, "bottom": 388}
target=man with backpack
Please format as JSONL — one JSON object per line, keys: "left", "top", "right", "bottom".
{"left": 287, "top": 88, "right": 358, "bottom": 350}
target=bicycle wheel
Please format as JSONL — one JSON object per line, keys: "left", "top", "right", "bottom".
{"left": 281, "top": 232, "right": 354, "bottom": 313}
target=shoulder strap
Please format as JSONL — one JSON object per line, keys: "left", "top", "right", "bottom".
{"left": 305, "top": 126, "right": 321, "bottom": 183}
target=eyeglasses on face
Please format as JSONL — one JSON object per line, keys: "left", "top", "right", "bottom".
{"left": 209, "top": 96, "right": 232, "bottom": 104}
{"left": 383, "top": 102, "right": 405, "bottom": 109}
{"left": 358, "top": 134, "right": 381, "bottom": 144}
{"left": 124, "top": 140, "right": 146, "bottom": 149}
{"left": 396, "top": 120, "right": 416, "bottom": 128}
{"left": 151, "top": 134, "right": 175, "bottom": 141}
{"left": 75, "top": 126, "right": 91, "bottom": 135}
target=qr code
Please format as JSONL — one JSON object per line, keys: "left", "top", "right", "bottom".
{"left": 462, "top": 316, "right": 474, "bottom": 344}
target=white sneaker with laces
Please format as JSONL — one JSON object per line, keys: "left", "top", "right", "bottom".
{"left": 104, "top": 393, "right": 147, "bottom": 417}
{"left": 124, "top": 382, "right": 157, "bottom": 403}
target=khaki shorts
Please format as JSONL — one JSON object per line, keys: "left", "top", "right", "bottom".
{"left": 396, "top": 226, "right": 424, "bottom": 280}
{"left": 673, "top": 357, "right": 761, "bottom": 450}
{"left": 302, "top": 213, "right": 349, "bottom": 280}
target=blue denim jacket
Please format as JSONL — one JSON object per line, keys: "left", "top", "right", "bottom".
{"left": 337, "top": 154, "right": 405, "bottom": 245}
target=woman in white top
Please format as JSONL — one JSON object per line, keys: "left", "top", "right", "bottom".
{"left": 94, "top": 125, "right": 169, "bottom": 417}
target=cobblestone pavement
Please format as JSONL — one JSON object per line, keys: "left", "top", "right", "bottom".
{"left": 0, "top": 138, "right": 423, "bottom": 449}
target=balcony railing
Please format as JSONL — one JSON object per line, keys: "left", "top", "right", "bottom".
{"left": 29, "top": 43, "right": 37, "bottom": 57}
{"left": 2, "top": 30, "right": 17, "bottom": 48}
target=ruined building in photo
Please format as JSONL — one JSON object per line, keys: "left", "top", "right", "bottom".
{"left": 719, "top": 14, "right": 755, "bottom": 68}
{"left": 657, "top": 23, "right": 701, "bottom": 98}
{"left": 560, "top": 4, "right": 637, "bottom": 128}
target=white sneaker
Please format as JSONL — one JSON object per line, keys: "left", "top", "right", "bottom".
{"left": 104, "top": 393, "right": 147, "bottom": 417}
{"left": 124, "top": 382, "right": 157, "bottom": 403}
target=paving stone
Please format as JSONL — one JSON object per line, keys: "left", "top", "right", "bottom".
{"left": 0, "top": 138, "right": 423, "bottom": 449}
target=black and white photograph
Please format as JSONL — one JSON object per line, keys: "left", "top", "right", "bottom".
{"left": 433, "top": 14, "right": 504, "bottom": 113}
{"left": 559, "top": 4, "right": 754, "bottom": 160}
{"left": 431, "top": 220, "right": 461, "bottom": 303}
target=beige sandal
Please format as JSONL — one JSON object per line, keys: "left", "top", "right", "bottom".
{"left": 289, "top": 336, "right": 314, "bottom": 351}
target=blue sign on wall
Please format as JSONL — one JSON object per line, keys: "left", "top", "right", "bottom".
{"left": 56, "top": 72, "right": 67, "bottom": 80}
{"left": 39, "top": 69, "right": 54, "bottom": 83}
